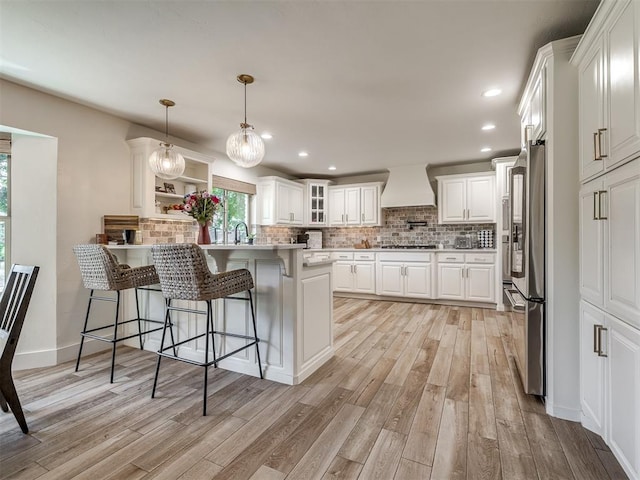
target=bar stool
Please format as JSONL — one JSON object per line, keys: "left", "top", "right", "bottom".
{"left": 73, "top": 244, "right": 167, "bottom": 383}
{"left": 150, "top": 243, "right": 263, "bottom": 415}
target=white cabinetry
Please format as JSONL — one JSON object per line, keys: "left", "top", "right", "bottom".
{"left": 328, "top": 183, "right": 382, "bottom": 227}
{"left": 573, "top": 0, "right": 640, "bottom": 182}
{"left": 436, "top": 173, "right": 496, "bottom": 224}
{"left": 257, "top": 177, "right": 304, "bottom": 226}
{"left": 521, "top": 66, "right": 546, "bottom": 143}
{"left": 127, "top": 137, "right": 213, "bottom": 219}
{"left": 299, "top": 179, "right": 331, "bottom": 226}
{"left": 579, "top": 300, "right": 640, "bottom": 480}
{"left": 436, "top": 253, "right": 495, "bottom": 303}
{"left": 377, "top": 252, "right": 433, "bottom": 299}
{"left": 332, "top": 252, "right": 376, "bottom": 294}
{"left": 580, "top": 159, "right": 640, "bottom": 328}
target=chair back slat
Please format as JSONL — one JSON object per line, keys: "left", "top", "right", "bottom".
{"left": 0, "top": 265, "right": 39, "bottom": 365}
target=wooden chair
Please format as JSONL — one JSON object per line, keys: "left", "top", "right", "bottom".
{"left": 0, "top": 264, "right": 39, "bottom": 433}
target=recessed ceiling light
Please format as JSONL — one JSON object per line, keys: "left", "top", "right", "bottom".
{"left": 328, "top": 166, "right": 337, "bottom": 171}
{"left": 261, "top": 133, "right": 273, "bottom": 139}
{"left": 482, "top": 124, "right": 496, "bottom": 131}
{"left": 298, "top": 151, "right": 309, "bottom": 157}
{"left": 481, "top": 147, "right": 492, "bottom": 152}
{"left": 482, "top": 88, "right": 502, "bottom": 97}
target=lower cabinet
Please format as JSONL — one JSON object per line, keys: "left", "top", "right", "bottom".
{"left": 580, "top": 300, "right": 640, "bottom": 480}
{"left": 376, "top": 252, "right": 433, "bottom": 299}
{"left": 436, "top": 253, "right": 495, "bottom": 303}
{"left": 332, "top": 252, "right": 376, "bottom": 294}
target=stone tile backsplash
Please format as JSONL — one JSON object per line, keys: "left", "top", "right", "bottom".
{"left": 256, "top": 206, "right": 495, "bottom": 249}
{"left": 139, "top": 218, "right": 197, "bottom": 244}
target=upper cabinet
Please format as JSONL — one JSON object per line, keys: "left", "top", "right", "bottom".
{"left": 328, "top": 183, "right": 382, "bottom": 227}
{"left": 573, "top": 0, "right": 640, "bottom": 182}
{"left": 127, "top": 137, "right": 213, "bottom": 220}
{"left": 299, "top": 179, "right": 331, "bottom": 227}
{"left": 436, "top": 172, "right": 496, "bottom": 224}
{"left": 257, "top": 176, "right": 304, "bottom": 226}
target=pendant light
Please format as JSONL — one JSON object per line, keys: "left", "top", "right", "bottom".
{"left": 226, "top": 74, "right": 265, "bottom": 168}
{"left": 148, "top": 99, "right": 185, "bottom": 180}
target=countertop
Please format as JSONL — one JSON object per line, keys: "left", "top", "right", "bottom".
{"left": 304, "top": 247, "right": 496, "bottom": 253}
{"left": 107, "top": 244, "right": 306, "bottom": 251}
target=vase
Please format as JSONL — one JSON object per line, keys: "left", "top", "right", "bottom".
{"left": 197, "top": 221, "right": 211, "bottom": 245}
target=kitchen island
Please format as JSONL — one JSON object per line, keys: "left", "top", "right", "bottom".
{"left": 109, "top": 244, "right": 333, "bottom": 385}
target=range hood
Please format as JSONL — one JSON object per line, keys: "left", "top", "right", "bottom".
{"left": 380, "top": 164, "right": 436, "bottom": 208}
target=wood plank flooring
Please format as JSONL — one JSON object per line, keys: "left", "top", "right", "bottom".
{"left": 0, "top": 299, "right": 628, "bottom": 479}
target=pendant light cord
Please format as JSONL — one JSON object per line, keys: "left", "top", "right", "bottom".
{"left": 165, "top": 105, "right": 169, "bottom": 141}
{"left": 244, "top": 80, "right": 248, "bottom": 127}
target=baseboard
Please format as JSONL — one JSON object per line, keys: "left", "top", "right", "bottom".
{"left": 546, "top": 401, "right": 581, "bottom": 422}
{"left": 13, "top": 339, "right": 110, "bottom": 371}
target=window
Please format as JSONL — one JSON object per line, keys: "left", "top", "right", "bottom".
{"left": 210, "top": 175, "right": 256, "bottom": 244}
{"left": 0, "top": 151, "right": 10, "bottom": 289}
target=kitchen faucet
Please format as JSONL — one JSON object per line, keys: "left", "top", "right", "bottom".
{"left": 234, "top": 221, "right": 249, "bottom": 245}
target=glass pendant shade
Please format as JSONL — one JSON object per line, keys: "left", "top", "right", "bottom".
{"left": 149, "top": 143, "right": 185, "bottom": 180}
{"left": 226, "top": 127, "right": 265, "bottom": 168}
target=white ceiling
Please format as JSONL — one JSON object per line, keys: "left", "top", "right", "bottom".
{"left": 0, "top": 0, "right": 598, "bottom": 177}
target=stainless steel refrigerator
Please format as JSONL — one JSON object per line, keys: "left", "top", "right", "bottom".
{"left": 507, "top": 140, "right": 545, "bottom": 396}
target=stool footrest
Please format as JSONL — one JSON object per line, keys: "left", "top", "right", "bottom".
{"left": 156, "top": 351, "right": 217, "bottom": 368}
{"left": 81, "top": 325, "right": 165, "bottom": 343}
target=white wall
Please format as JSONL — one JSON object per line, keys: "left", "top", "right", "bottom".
{"left": 1, "top": 79, "right": 138, "bottom": 365}
{"left": 10, "top": 134, "right": 58, "bottom": 368}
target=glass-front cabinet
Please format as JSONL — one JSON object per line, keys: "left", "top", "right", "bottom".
{"left": 300, "top": 179, "right": 331, "bottom": 227}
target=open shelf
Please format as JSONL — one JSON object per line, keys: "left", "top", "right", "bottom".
{"left": 155, "top": 192, "right": 184, "bottom": 200}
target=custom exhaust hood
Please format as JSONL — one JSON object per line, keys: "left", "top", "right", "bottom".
{"left": 380, "top": 164, "right": 436, "bottom": 208}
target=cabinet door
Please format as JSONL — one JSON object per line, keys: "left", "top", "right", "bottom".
{"left": 439, "top": 178, "right": 466, "bottom": 222}
{"left": 308, "top": 183, "right": 327, "bottom": 226}
{"left": 345, "top": 187, "right": 361, "bottom": 225}
{"left": 437, "top": 264, "right": 465, "bottom": 300}
{"left": 578, "top": 40, "right": 606, "bottom": 181}
{"left": 467, "top": 176, "right": 496, "bottom": 222}
{"left": 360, "top": 185, "right": 378, "bottom": 225}
{"left": 329, "top": 188, "right": 346, "bottom": 226}
{"left": 289, "top": 184, "right": 304, "bottom": 225}
{"left": 353, "top": 262, "right": 376, "bottom": 294}
{"left": 608, "top": 314, "right": 640, "bottom": 479}
{"left": 607, "top": 0, "right": 640, "bottom": 168}
{"left": 465, "top": 264, "right": 495, "bottom": 302}
{"left": 333, "top": 262, "right": 354, "bottom": 292}
{"left": 604, "top": 160, "right": 640, "bottom": 328}
{"left": 579, "top": 301, "right": 607, "bottom": 435}
{"left": 275, "top": 182, "right": 292, "bottom": 223}
{"left": 377, "top": 262, "right": 404, "bottom": 297}
{"left": 529, "top": 67, "right": 546, "bottom": 140}
{"left": 405, "top": 263, "right": 432, "bottom": 298}
{"left": 257, "top": 182, "right": 275, "bottom": 225}
{"left": 579, "top": 179, "right": 605, "bottom": 308}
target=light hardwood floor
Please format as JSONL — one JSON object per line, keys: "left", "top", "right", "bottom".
{"left": 0, "top": 299, "right": 628, "bottom": 480}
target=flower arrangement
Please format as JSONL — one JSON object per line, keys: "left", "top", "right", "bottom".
{"left": 182, "top": 191, "right": 222, "bottom": 225}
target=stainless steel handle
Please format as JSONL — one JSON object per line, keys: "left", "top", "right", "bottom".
{"left": 446, "top": 257, "right": 457, "bottom": 260}
{"left": 353, "top": 265, "right": 357, "bottom": 274}
{"left": 361, "top": 213, "right": 364, "bottom": 222}
{"left": 593, "top": 191, "right": 600, "bottom": 220}
{"left": 598, "top": 190, "right": 607, "bottom": 220}
{"left": 598, "top": 326, "right": 608, "bottom": 357}
{"left": 594, "top": 324, "right": 600, "bottom": 353}
{"left": 598, "top": 128, "right": 607, "bottom": 158}
{"left": 342, "top": 214, "right": 344, "bottom": 222}
{"left": 346, "top": 214, "right": 348, "bottom": 222}
{"left": 593, "top": 132, "right": 600, "bottom": 161}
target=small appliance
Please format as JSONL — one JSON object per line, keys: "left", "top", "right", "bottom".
{"left": 454, "top": 235, "right": 473, "bottom": 249}
{"left": 296, "top": 233, "right": 309, "bottom": 248}
{"left": 305, "top": 231, "right": 322, "bottom": 249}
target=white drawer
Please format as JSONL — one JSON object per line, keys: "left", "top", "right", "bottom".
{"left": 378, "top": 252, "right": 432, "bottom": 262}
{"left": 332, "top": 252, "right": 354, "bottom": 260}
{"left": 354, "top": 252, "right": 375, "bottom": 261}
{"left": 465, "top": 253, "right": 495, "bottom": 264}
{"left": 437, "top": 253, "right": 465, "bottom": 263}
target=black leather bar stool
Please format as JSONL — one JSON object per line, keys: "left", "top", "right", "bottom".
{"left": 150, "top": 243, "right": 263, "bottom": 415}
{"left": 73, "top": 244, "right": 166, "bottom": 383}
